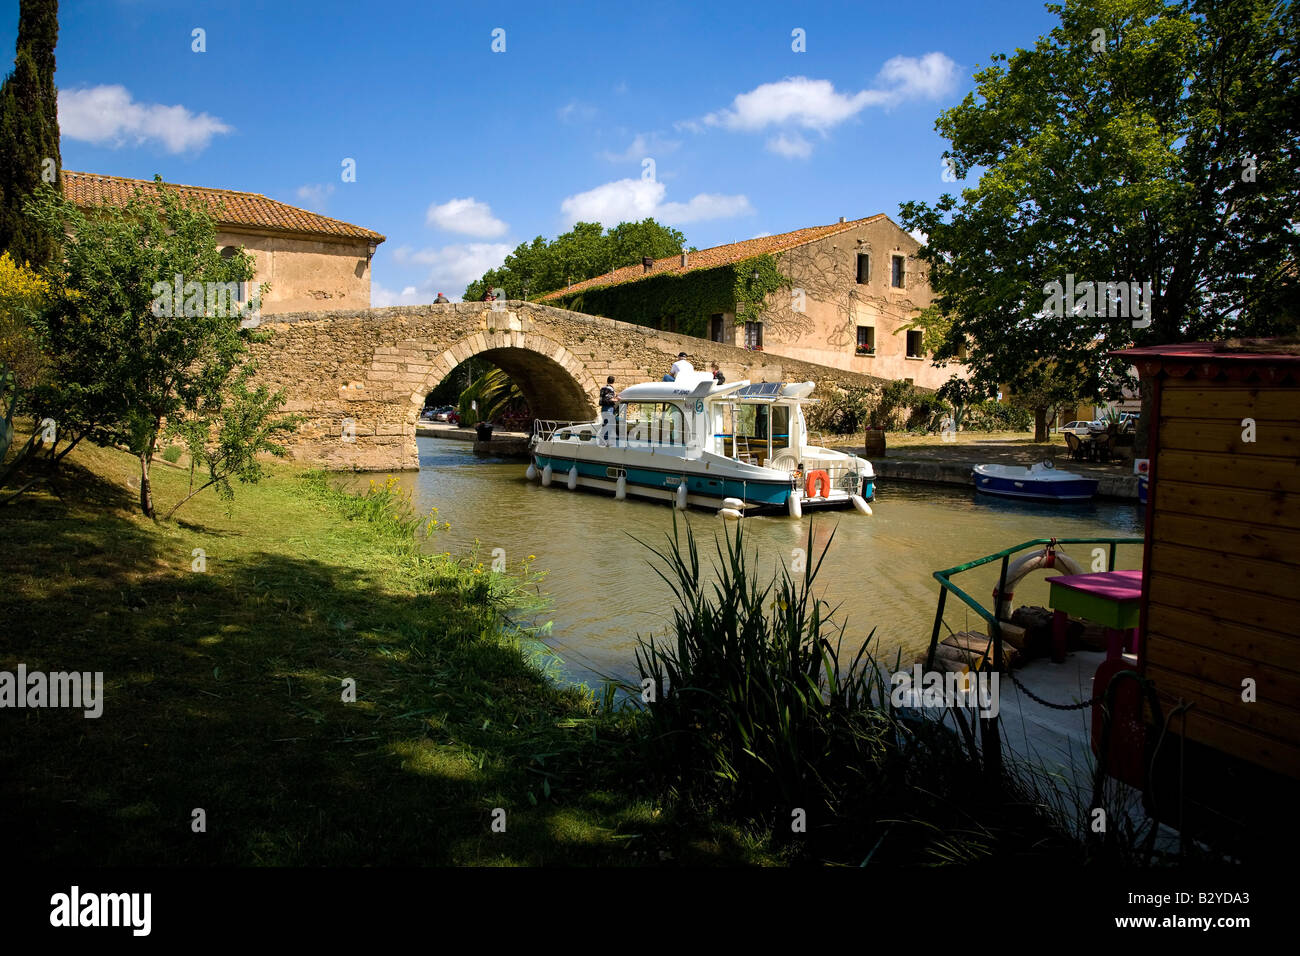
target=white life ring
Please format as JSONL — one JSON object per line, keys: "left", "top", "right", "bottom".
{"left": 992, "top": 543, "right": 1084, "bottom": 620}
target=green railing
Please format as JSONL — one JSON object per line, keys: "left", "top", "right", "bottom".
{"left": 925, "top": 538, "right": 1138, "bottom": 671}
{"left": 925, "top": 535, "right": 1145, "bottom": 776}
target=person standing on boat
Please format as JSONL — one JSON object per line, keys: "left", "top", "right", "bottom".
{"left": 599, "top": 375, "right": 620, "bottom": 445}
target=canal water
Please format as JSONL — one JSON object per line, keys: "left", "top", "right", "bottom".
{"left": 382, "top": 437, "right": 1144, "bottom": 689}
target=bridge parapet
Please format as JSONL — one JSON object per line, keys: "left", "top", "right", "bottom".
{"left": 249, "top": 301, "right": 894, "bottom": 471}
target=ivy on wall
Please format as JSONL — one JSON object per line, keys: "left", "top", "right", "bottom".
{"left": 548, "top": 254, "right": 789, "bottom": 337}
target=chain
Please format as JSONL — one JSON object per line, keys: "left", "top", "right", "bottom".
{"left": 1007, "top": 667, "right": 1107, "bottom": 711}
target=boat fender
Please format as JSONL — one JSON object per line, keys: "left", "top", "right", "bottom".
{"left": 850, "top": 494, "right": 872, "bottom": 516}
{"left": 525, "top": 462, "right": 537, "bottom": 481}
{"left": 615, "top": 475, "right": 627, "bottom": 500}
{"left": 719, "top": 507, "right": 743, "bottom": 520}
{"left": 675, "top": 482, "right": 688, "bottom": 510}
{"left": 805, "top": 469, "right": 831, "bottom": 499}
{"left": 722, "top": 497, "right": 745, "bottom": 510}
{"left": 541, "top": 464, "right": 552, "bottom": 487}
{"left": 567, "top": 466, "right": 578, "bottom": 490}
{"left": 788, "top": 494, "right": 802, "bottom": 518}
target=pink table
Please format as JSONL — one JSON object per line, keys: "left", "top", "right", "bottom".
{"left": 1047, "top": 570, "right": 1143, "bottom": 663}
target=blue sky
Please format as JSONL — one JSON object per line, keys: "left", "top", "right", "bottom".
{"left": 3, "top": 0, "right": 1058, "bottom": 303}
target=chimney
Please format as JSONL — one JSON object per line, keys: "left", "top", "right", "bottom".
{"left": 642, "top": 256, "right": 653, "bottom": 273}
{"left": 680, "top": 251, "right": 688, "bottom": 268}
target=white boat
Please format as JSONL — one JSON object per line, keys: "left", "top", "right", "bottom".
{"left": 973, "top": 462, "right": 1099, "bottom": 501}
{"left": 526, "top": 372, "right": 875, "bottom": 516}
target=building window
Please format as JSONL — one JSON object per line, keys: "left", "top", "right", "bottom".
{"left": 906, "top": 330, "right": 924, "bottom": 358}
{"left": 710, "top": 313, "right": 726, "bottom": 343}
{"left": 856, "top": 253, "right": 870, "bottom": 284}
{"left": 855, "top": 326, "right": 875, "bottom": 355}
{"left": 744, "top": 321, "right": 763, "bottom": 349}
{"left": 891, "top": 255, "right": 906, "bottom": 289}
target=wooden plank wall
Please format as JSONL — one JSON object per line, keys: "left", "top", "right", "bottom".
{"left": 1145, "top": 380, "right": 1300, "bottom": 777}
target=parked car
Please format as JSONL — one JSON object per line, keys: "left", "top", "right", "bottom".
{"left": 419, "top": 406, "right": 438, "bottom": 421}
{"left": 1060, "top": 420, "right": 1103, "bottom": 437}
{"left": 446, "top": 410, "right": 460, "bottom": 425}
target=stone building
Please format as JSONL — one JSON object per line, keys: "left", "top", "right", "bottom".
{"left": 540, "top": 214, "right": 958, "bottom": 390}
{"left": 62, "top": 171, "right": 385, "bottom": 315}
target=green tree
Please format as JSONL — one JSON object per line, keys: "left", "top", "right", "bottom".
{"left": 900, "top": 0, "right": 1300, "bottom": 444}
{"left": 0, "top": 0, "right": 61, "bottom": 269}
{"left": 464, "top": 218, "right": 687, "bottom": 300}
{"left": 26, "top": 178, "right": 273, "bottom": 518}
{"left": 163, "top": 365, "right": 300, "bottom": 520}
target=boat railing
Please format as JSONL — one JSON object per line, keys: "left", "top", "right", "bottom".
{"left": 535, "top": 415, "right": 699, "bottom": 449}
{"left": 925, "top": 535, "right": 1144, "bottom": 775}
{"left": 532, "top": 419, "right": 586, "bottom": 442}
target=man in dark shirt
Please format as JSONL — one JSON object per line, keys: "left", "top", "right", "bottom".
{"left": 598, "top": 375, "right": 619, "bottom": 444}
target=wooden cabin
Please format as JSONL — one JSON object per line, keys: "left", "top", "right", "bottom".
{"left": 1112, "top": 339, "right": 1300, "bottom": 849}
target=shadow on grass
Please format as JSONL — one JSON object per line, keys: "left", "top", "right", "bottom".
{"left": 0, "top": 503, "right": 752, "bottom": 865}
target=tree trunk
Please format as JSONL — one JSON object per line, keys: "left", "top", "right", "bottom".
{"left": 1034, "top": 406, "right": 1048, "bottom": 443}
{"left": 138, "top": 450, "right": 155, "bottom": 518}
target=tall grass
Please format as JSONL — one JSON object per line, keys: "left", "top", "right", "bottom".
{"left": 634, "top": 518, "right": 905, "bottom": 848}
{"left": 632, "top": 517, "right": 1088, "bottom": 863}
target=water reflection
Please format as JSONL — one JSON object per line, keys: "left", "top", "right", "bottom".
{"left": 372, "top": 438, "right": 1143, "bottom": 689}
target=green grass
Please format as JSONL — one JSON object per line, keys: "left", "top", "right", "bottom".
{"left": 0, "top": 441, "right": 774, "bottom": 865}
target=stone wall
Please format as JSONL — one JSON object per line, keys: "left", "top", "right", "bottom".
{"left": 217, "top": 229, "right": 373, "bottom": 315}
{"left": 249, "top": 301, "right": 896, "bottom": 471}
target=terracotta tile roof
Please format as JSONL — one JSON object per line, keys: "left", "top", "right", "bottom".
{"left": 538, "top": 214, "right": 887, "bottom": 301}
{"left": 62, "top": 170, "right": 385, "bottom": 244}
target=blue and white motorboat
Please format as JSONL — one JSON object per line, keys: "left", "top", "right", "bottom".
{"left": 973, "top": 461, "right": 1099, "bottom": 502}
{"left": 526, "top": 372, "right": 875, "bottom": 517}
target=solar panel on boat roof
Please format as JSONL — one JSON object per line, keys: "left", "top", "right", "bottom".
{"left": 737, "top": 382, "right": 784, "bottom": 398}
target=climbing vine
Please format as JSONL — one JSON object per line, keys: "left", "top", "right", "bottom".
{"left": 548, "top": 255, "right": 789, "bottom": 336}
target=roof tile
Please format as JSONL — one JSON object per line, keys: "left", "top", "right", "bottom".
{"left": 62, "top": 170, "right": 385, "bottom": 243}
{"left": 539, "top": 214, "right": 886, "bottom": 301}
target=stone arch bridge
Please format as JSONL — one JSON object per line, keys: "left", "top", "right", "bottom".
{"left": 250, "top": 301, "right": 893, "bottom": 471}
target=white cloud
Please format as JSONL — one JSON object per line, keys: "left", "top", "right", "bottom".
{"left": 557, "top": 100, "right": 597, "bottom": 124}
{"left": 58, "top": 84, "right": 232, "bottom": 153}
{"left": 425, "top": 197, "right": 508, "bottom": 238}
{"left": 295, "top": 183, "right": 334, "bottom": 211}
{"left": 694, "top": 54, "right": 959, "bottom": 157}
{"left": 908, "top": 228, "right": 928, "bottom": 246}
{"left": 705, "top": 77, "right": 885, "bottom": 132}
{"left": 599, "top": 132, "right": 681, "bottom": 163}
{"left": 766, "top": 132, "right": 812, "bottom": 159}
{"left": 876, "top": 52, "right": 960, "bottom": 100}
{"left": 372, "top": 283, "right": 426, "bottom": 307}
{"left": 391, "top": 242, "right": 514, "bottom": 297}
{"left": 559, "top": 178, "right": 752, "bottom": 227}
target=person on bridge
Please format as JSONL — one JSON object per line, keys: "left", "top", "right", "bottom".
{"left": 598, "top": 376, "right": 620, "bottom": 445}
{"left": 434, "top": 292, "right": 449, "bottom": 303}
{"left": 710, "top": 361, "right": 725, "bottom": 384}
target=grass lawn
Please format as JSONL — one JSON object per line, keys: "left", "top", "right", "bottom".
{"left": 0, "top": 441, "right": 772, "bottom": 865}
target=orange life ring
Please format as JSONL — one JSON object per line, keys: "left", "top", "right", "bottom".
{"left": 805, "top": 469, "right": 831, "bottom": 498}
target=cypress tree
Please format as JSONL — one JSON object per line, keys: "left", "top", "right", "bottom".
{"left": 0, "top": 0, "right": 61, "bottom": 269}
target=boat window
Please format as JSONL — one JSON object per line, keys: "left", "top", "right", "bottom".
{"left": 771, "top": 405, "right": 791, "bottom": 453}
{"left": 715, "top": 404, "right": 734, "bottom": 457}
{"left": 656, "top": 403, "right": 685, "bottom": 445}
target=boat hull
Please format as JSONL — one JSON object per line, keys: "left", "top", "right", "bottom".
{"left": 532, "top": 448, "right": 874, "bottom": 512}
{"left": 974, "top": 471, "right": 1098, "bottom": 501}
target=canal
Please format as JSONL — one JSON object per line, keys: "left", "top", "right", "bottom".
{"left": 383, "top": 437, "right": 1145, "bottom": 689}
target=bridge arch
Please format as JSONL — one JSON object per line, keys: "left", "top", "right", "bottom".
{"left": 409, "top": 330, "right": 599, "bottom": 427}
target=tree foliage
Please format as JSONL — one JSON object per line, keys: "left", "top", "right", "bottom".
{"left": 0, "top": 0, "right": 61, "bottom": 270}
{"left": 464, "top": 218, "right": 687, "bottom": 301}
{"left": 25, "top": 179, "right": 276, "bottom": 518}
{"left": 900, "top": 0, "right": 1300, "bottom": 403}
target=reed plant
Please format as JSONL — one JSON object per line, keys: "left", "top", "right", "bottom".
{"left": 634, "top": 518, "right": 909, "bottom": 850}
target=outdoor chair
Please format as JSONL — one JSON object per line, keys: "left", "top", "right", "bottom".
{"left": 1065, "top": 432, "right": 1084, "bottom": 461}
{"left": 1093, "top": 434, "right": 1113, "bottom": 463}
